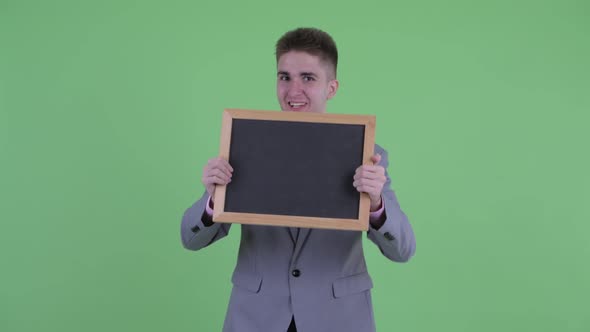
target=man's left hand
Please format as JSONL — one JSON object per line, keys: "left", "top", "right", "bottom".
{"left": 353, "top": 154, "right": 386, "bottom": 211}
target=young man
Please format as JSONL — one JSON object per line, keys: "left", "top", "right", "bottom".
{"left": 181, "top": 28, "right": 416, "bottom": 332}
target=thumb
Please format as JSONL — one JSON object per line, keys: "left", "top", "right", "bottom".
{"left": 371, "top": 154, "right": 382, "bottom": 165}
{"left": 208, "top": 185, "right": 216, "bottom": 199}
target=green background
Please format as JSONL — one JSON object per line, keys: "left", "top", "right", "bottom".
{"left": 1, "top": 0, "right": 589, "bottom": 331}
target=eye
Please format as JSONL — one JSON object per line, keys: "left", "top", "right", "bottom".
{"left": 279, "top": 75, "right": 290, "bottom": 81}
{"left": 302, "top": 75, "right": 315, "bottom": 82}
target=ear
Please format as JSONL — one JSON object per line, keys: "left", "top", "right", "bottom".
{"left": 326, "top": 79, "right": 339, "bottom": 100}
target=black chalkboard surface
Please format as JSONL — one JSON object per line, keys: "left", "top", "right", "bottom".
{"left": 213, "top": 109, "right": 375, "bottom": 231}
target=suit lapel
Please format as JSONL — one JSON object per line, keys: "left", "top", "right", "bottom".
{"left": 292, "top": 228, "right": 312, "bottom": 259}
{"left": 288, "top": 227, "right": 298, "bottom": 245}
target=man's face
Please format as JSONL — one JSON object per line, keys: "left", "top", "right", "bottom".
{"left": 276, "top": 51, "right": 339, "bottom": 113}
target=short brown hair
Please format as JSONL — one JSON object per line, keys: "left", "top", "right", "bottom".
{"left": 275, "top": 27, "right": 338, "bottom": 78}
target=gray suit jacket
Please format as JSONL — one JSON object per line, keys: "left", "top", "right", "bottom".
{"left": 180, "top": 144, "right": 416, "bottom": 332}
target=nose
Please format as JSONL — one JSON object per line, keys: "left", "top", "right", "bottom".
{"left": 288, "top": 78, "right": 304, "bottom": 95}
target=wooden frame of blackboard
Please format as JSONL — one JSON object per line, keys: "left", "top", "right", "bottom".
{"left": 212, "top": 109, "right": 376, "bottom": 231}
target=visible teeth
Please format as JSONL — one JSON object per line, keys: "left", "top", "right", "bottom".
{"left": 289, "top": 102, "right": 305, "bottom": 107}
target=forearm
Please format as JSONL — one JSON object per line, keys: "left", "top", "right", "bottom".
{"left": 367, "top": 190, "right": 416, "bottom": 262}
{"left": 180, "top": 191, "right": 231, "bottom": 250}
{"left": 366, "top": 145, "right": 416, "bottom": 262}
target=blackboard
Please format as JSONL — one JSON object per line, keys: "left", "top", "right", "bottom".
{"left": 213, "top": 109, "right": 375, "bottom": 231}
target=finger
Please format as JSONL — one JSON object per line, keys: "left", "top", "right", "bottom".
{"left": 355, "top": 168, "right": 386, "bottom": 180}
{"left": 358, "top": 186, "right": 381, "bottom": 199}
{"left": 218, "top": 158, "right": 234, "bottom": 173}
{"left": 353, "top": 166, "right": 364, "bottom": 181}
{"left": 210, "top": 159, "right": 233, "bottom": 178}
{"left": 354, "top": 178, "right": 384, "bottom": 190}
{"left": 203, "top": 166, "right": 226, "bottom": 180}
{"left": 355, "top": 183, "right": 380, "bottom": 195}
{"left": 204, "top": 159, "right": 229, "bottom": 180}
{"left": 208, "top": 157, "right": 233, "bottom": 171}
{"left": 368, "top": 165, "right": 386, "bottom": 173}
{"left": 211, "top": 175, "right": 230, "bottom": 185}
{"left": 204, "top": 175, "right": 231, "bottom": 186}
{"left": 209, "top": 168, "right": 231, "bottom": 182}
{"left": 356, "top": 165, "right": 385, "bottom": 174}
{"left": 355, "top": 172, "right": 385, "bottom": 181}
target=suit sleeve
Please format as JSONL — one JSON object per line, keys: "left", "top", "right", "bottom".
{"left": 366, "top": 147, "right": 416, "bottom": 262}
{"left": 180, "top": 190, "right": 232, "bottom": 251}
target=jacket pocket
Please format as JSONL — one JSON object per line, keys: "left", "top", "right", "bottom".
{"left": 332, "top": 271, "right": 374, "bottom": 298}
{"left": 231, "top": 272, "right": 263, "bottom": 293}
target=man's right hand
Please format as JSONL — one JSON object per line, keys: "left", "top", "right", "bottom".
{"left": 202, "top": 157, "right": 234, "bottom": 205}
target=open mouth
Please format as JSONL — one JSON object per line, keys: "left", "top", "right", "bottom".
{"left": 287, "top": 101, "right": 308, "bottom": 111}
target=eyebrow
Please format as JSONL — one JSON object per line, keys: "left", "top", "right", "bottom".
{"left": 277, "top": 71, "right": 318, "bottom": 77}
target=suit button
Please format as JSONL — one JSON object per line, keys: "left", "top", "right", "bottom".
{"left": 384, "top": 232, "right": 395, "bottom": 241}
{"left": 292, "top": 269, "right": 301, "bottom": 277}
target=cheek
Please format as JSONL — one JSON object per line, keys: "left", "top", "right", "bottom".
{"left": 310, "top": 87, "right": 328, "bottom": 101}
